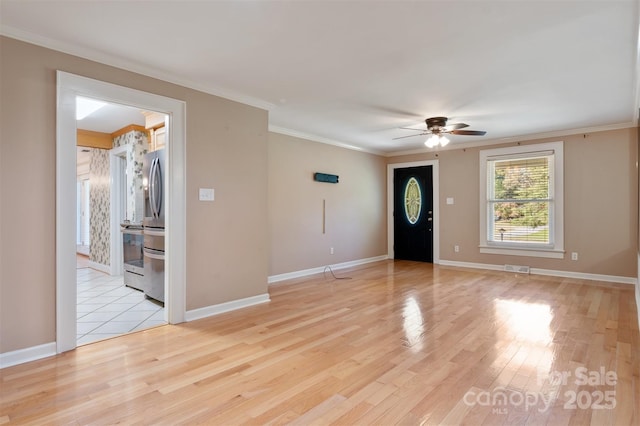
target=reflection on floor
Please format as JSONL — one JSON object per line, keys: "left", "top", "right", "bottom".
{"left": 77, "top": 267, "right": 165, "bottom": 346}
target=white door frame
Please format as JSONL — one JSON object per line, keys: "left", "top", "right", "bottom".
{"left": 78, "top": 176, "right": 90, "bottom": 248}
{"left": 109, "top": 144, "right": 129, "bottom": 276}
{"left": 56, "top": 71, "right": 187, "bottom": 353}
{"left": 387, "top": 160, "right": 440, "bottom": 263}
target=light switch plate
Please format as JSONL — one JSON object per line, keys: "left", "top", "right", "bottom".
{"left": 199, "top": 188, "right": 214, "bottom": 201}
{"left": 446, "top": 197, "right": 454, "bottom": 205}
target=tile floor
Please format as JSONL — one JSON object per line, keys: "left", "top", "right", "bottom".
{"left": 77, "top": 267, "right": 166, "bottom": 345}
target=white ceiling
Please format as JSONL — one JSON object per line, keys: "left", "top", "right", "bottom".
{"left": 1, "top": 1, "right": 638, "bottom": 154}
{"left": 77, "top": 102, "right": 145, "bottom": 134}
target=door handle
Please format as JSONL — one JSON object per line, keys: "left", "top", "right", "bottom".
{"left": 154, "top": 157, "right": 162, "bottom": 216}
{"left": 144, "top": 228, "right": 164, "bottom": 237}
{"left": 144, "top": 247, "right": 165, "bottom": 260}
{"left": 149, "top": 158, "right": 157, "bottom": 218}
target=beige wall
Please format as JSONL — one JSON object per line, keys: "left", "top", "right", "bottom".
{"left": 0, "top": 37, "right": 269, "bottom": 353}
{"left": 1, "top": 35, "right": 637, "bottom": 357}
{"left": 268, "top": 132, "right": 387, "bottom": 276}
{"left": 388, "top": 128, "right": 638, "bottom": 277}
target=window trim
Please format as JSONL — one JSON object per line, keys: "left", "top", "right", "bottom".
{"left": 479, "top": 141, "right": 564, "bottom": 259}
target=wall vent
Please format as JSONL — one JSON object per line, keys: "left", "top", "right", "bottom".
{"left": 504, "top": 264, "right": 530, "bottom": 274}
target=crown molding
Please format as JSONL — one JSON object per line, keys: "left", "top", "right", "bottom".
{"left": 268, "top": 125, "right": 384, "bottom": 155}
{"left": 0, "top": 27, "right": 276, "bottom": 112}
{"left": 3, "top": 27, "right": 636, "bottom": 153}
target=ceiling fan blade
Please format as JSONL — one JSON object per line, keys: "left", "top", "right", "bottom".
{"left": 450, "top": 129, "right": 487, "bottom": 136}
{"left": 399, "top": 127, "right": 427, "bottom": 131}
{"left": 392, "top": 133, "right": 428, "bottom": 140}
{"left": 443, "top": 123, "right": 469, "bottom": 131}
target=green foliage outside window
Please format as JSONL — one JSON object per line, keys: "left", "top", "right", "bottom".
{"left": 490, "top": 156, "right": 551, "bottom": 243}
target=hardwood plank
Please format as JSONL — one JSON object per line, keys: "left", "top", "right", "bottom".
{"left": 1, "top": 260, "right": 638, "bottom": 424}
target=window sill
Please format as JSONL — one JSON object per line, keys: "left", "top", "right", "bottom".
{"left": 479, "top": 246, "right": 565, "bottom": 259}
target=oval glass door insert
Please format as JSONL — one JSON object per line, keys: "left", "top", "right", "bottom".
{"left": 404, "top": 177, "right": 422, "bottom": 224}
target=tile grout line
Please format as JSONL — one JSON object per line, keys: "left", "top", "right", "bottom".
{"left": 75, "top": 271, "right": 165, "bottom": 345}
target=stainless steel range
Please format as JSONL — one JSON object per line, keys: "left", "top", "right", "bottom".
{"left": 121, "top": 223, "right": 144, "bottom": 291}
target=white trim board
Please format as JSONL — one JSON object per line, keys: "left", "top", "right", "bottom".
{"left": 0, "top": 342, "right": 56, "bottom": 369}
{"left": 185, "top": 294, "right": 270, "bottom": 322}
{"left": 636, "top": 252, "right": 640, "bottom": 332}
{"left": 268, "top": 125, "right": 382, "bottom": 155}
{"left": 439, "top": 259, "right": 637, "bottom": 285}
{"left": 109, "top": 144, "right": 130, "bottom": 277}
{"left": 268, "top": 255, "right": 388, "bottom": 284}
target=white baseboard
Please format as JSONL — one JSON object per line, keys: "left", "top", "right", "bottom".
{"left": 530, "top": 268, "right": 637, "bottom": 285}
{"left": 438, "top": 260, "right": 504, "bottom": 272}
{"left": 268, "top": 255, "right": 389, "bottom": 284}
{"left": 88, "top": 260, "right": 111, "bottom": 274}
{"left": 0, "top": 342, "right": 56, "bottom": 369}
{"left": 637, "top": 289, "right": 640, "bottom": 338}
{"left": 439, "top": 259, "right": 637, "bottom": 285}
{"left": 185, "top": 293, "right": 270, "bottom": 322}
{"left": 637, "top": 253, "right": 640, "bottom": 332}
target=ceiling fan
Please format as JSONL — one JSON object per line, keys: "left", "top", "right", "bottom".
{"left": 393, "top": 116, "right": 487, "bottom": 147}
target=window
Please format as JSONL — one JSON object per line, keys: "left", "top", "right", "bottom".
{"left": 404, "top": 177, "right": 422, "bottom": 224}
{"left": 479, "top": 142, "right": 564, "bottom": 259}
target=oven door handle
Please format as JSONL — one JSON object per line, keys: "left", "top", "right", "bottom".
{"left": 144, "top": 228, "right": 165, "bottom": 237}
{"left": 143, "top": 247, "right": 165, "bottom": 260}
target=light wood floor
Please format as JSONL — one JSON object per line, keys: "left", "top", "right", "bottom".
{"left": 1, "top": 260, "right": 639, "bottom": 425}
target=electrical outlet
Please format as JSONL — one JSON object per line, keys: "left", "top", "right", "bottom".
{"left": 571, "top": 252, "right": 578, "bottom": 261}
{"left": 330, "top": 247, "right": 334, "bottom": 255}
{"left": 199, "top": 188, "right": 214, "bottom": 201}
{"left": 454, "top": 245, "right": 460, "bottom": 253}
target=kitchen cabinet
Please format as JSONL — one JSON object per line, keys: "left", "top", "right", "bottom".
{"left": 149, "top": 126, "right": 166, "bottom": 151}
{"left": 142, "top": 111, "right": 167, "bottom": 151}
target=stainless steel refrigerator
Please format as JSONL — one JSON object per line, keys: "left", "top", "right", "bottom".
{"left": 142, "top": 149, "right": 165, "bottom": 304}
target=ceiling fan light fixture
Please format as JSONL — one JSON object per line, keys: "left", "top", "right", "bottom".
{"left": 395, "top": 116, "right": 486, "bottom": 146}
{"left": 425, "top": 134, "right": 439, "bottom": 148}
{"left": 425, "top": 134, "right": 449, "bottom": 148}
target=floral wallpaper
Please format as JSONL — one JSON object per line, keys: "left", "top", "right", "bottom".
{"left": 89, "top": 148, "right": 111, "bottom": 266}
{"left": 113, "top": 130, "right": 149, "bottom": 223}
{"left": 89, "top": 129, "right": 149, "bottom": 268}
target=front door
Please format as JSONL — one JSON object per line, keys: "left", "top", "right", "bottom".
{"left": 394, "top": 166, "right": 433, "bottom": 262}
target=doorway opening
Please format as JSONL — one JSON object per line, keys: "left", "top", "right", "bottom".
{"left": 57, "top": 71, "right": 186, "bottom": 353}
{"left": 74, "top": 105, "right": 168, "bottom": 346}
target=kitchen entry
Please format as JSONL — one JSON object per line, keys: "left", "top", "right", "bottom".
{"left": 74, "top": 100, "right": 168, "bottom": 345}
{"left": 58, "top": 71, "right": 187, "bottom": 353}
